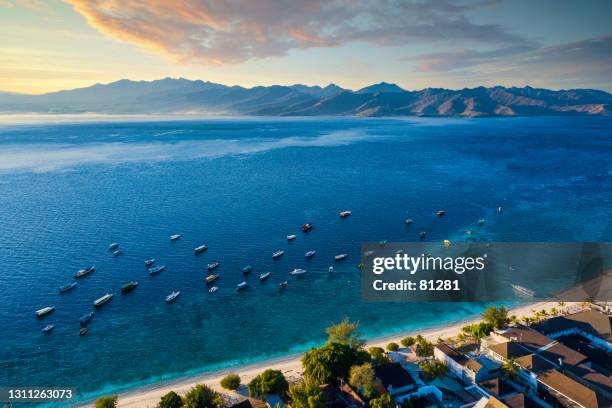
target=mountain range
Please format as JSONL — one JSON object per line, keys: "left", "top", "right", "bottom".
{"left": 1, "top": 78, "right": 610, "bottom": 117}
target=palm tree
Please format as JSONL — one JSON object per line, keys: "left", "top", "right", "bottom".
{"left": 501, "top": 358, "right": 519, "bottom": 380}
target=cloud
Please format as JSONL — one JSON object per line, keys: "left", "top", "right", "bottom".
{"left": 404, "top": 35, "right": 612, "bottom": 89}
{"left": 63, "top": 0, "right": 527, "bottom": 64}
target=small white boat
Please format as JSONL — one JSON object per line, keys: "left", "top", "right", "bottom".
{"left": 207, "top": 262, "right": 220, "bottom": 271}
{"left": 145, "top": 258, "right": 155, "bottom": 266}
{"left": 287, "top": 234, "right": 297, "bottom": 241}
{"left": 112, "top": 250, "right": 122, "bottom": 257}
{"left": 477, "top": 218, "right": 485, "bottom": 226}
{"left": 75, "top": 266, "right": 95, "bottom": 278}
{"left": 165, "top": 291, "right": 180, "bottom": 302}
{"left": 36, "top": 306, "right": 55, "bottom": 318}
{"left": 194, "top": 245, "right": 208, "bottom": 254}
{"left": 498, "top": 206, "right": 503, "bottom": 213}
{"left": 339, "top": 210, "right": 352, "bottom": 218}
{"left": 328, "top": 266, "right": 334, "bottom": 273}
{"left": 405, "top": 218, "right": 414, "bottom": 225}
{"left": 148, "top": 265, "right": 166, "bottom": 275}
{"left": 363, "top": 250, "right": 375, "bottom": 257}
{"left": 170, "top": 234, "right": 182, "bottom": 241}
{"left": 59, "top": 281, "right": 77, "bottom": 293}
{"left": 272, "top": 250, "right": 284, "bottom": 259}
{"left": 279, "top": 281, "right": 288, "bottom": 288}
{"left": 42, "top": 324, "right": 55, "bottom": 333}
{"left": 209, "top": 286, "right": 219, "bottom": 293}
{"left": 419, "top": 231, "right": 426, "bottom": 239}
{"left": 237, "top": 281, "right": 248, "bottom": 291}
{"left": 79, "top": 327, "right": 88, "bottom": 336}
{"left": 205, "top": 274, "right": 219, "bottom": 284}
{"left": 396, "top": 250, "right": 405, "bottom": 254}
{"left": 289, "top": 268, "right": 307, "bottom": 276}
{"left": 242, "top": 265, "right": 253, "bottom": 275}
{"left": 511, "top": 284, "right": 535, "bottom": 298}
{"left": 334, "top": 254, "right": 348, "bottom": 261}
{"left": 109, "top": 242, "right": 119, "bottom": 250}
{"left": 93, "top": 293, "right": 113, "bottom": 307}
{"left": 305, "top": 250, "right": 316, "bottom": 258}
{"left": 259, "top": 272, "right": 271, "bottom": 281}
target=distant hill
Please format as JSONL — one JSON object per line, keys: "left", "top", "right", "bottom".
{"left": 0, "top": 78, "right": 609, "bottom": 117}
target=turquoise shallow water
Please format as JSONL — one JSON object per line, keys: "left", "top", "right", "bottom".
{"left": 0, "top": 116, "right": 610, "bottom": 406}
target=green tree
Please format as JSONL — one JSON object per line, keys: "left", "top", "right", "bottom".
{"left": 159, "top": 391, "right": 184, "bottom": 408}
{"left": 183, "top": 384, "right": 222, "bottom": 408}
{"left": 462, "top": 322, "right": 493, "bottom": 341}
{"left": 95, "top": 395, "right": 118, "bottom": 408}
{"left": 302, "top": 342, "right": 369, "bottom": 385}
{"left": 370, "top": 393, "right": 393, "bottom": 408}
{"left": 482, "top": 306, "right": 509, "bottom": 329}
{"left": 220, "top": 373, "right": 241, "bottom": 390}
{"left": 501, "top": 358, "right": 519, "bottom": 380}
{"left": 386, "top": 342, "right": 399, "bottom": 352}
{"left": 368, "top": 347, "right": 390, "bottom": 366}
{"left": 415, "top": 337, "right": 434, "bottom": 357}
{"left": 419, "top": 361, "right": 448, "bottom": 381}
{"left": 287, "top": 379, "right": 324, "bottom": 408}
{"left": 400, "top": 337, "right": 415, "bottom": 347}
{"left": 349, "top": 363, "right": 378, "bottom": 399}
{"left": 325, "top": 317, "right": 363, "bottom": 348}
{"left": 248, "top": 369, "right": 289, "bottom": 397}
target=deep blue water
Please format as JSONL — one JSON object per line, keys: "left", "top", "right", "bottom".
{"left": 0, "top": 116, "right": 610, "bottom": 406}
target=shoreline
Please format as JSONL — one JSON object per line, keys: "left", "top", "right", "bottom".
{"left": 84, "top": 300, "right": 561, "bottom": 408}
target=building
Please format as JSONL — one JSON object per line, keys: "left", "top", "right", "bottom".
{"left": 477, "top": 378, "right": 518, "bottom": 398}
{"left": 536, "top": 369, "right": 611, "bottom": 408}
{"left": 533, "top": 311, "right": 612, "bottom": 351}
{"left": 373, "top": 362, "right": 418, "bottom": 396}
{"left": 435, "top": 343, "right": 488, "bottom": 383}
{"left": 500, "top": 393, "right": 542, "bottom": 408}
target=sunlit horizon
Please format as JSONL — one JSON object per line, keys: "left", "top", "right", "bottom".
{"left": 1, "top": 0, "right": 611, "bottom": 94}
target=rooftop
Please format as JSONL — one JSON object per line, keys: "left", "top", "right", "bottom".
{"left": 498, "top": 326, "right": 553, "bottom": 351}
{"left": 501, "top": 393, "right": 541, "bottom": 408}
{"left": 373, "top": 362, "right": 416, "bottom": 390}
{"left": 569, "top": 364, "right": 612, "bottom": 396}
{"left": 533, "top": 310, "right": 612, "bottom": 342}
{"left": 538, "top": 342, "right": 588, "bottom": 367}
{"left": 537, "top": 369, "right": 611, "bottom": 408}
{"left": 436, "top": 342, "right": 483, "bottom": 373}
{"left": 514, "top": 354, "right": 556, "bottom": 374}
{"left": 478, "top": 378, "right": 517, "bottom": 398}
{"left": 488, "top": 342, "right": 531, "bottom": 360}
{"left": 230, "top": 399, "right": 268, "bottom": 408}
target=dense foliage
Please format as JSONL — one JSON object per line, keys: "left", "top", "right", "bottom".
{"left": 370, "top": 393, "right": 393, "bottom": 408}
{"left": 367, "top": 347, "right": 390, "bottom": 366}
{"left": 248, "top": 369, "right": 289, "bottom": 397}
{"left": 325, "top": 317, "right": 364, "bottom": 348}
{"left": 462, "top": 322, "right": 493, "bottom": 341}
{"left": 414, "top": 336, "right": 434, "bottom": 357}
{"left": 287, "top": 379, "right": 324, "bottom": 408}
{"left": 302, "top": 342, "right": 370, "bottom": 385}
{"left": 349, "top": 363, "right": 378, "bottom": 399}
{"left": 94, "top": 395, "right": 118, "bottom": 408}
{"left": 419, "top": 360, "right": 448, "bottom": 381}
{"left": 183, "top": 384, "right": 222, "bottom": 408}
{"left": 159, "top": 391, "right": 184, "bottom": 408}
{"left": 220, "top": 373, "right": 241, "bottom": 390}
{"left": 400, "top": 336, "right": 415, "bottom": 347}
{"left": 482, "top": 306, "right": 509, "bottom": 330}
{"left": 386, "top": 342, "right": 399, "bottom": 352}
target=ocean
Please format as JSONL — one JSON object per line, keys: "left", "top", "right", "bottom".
{"left": 0, "top": 116, "right": 610, "bottom": 406}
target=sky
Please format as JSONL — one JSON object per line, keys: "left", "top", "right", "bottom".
{"left": 0, "top": 0, "right": 610, "bottom": 94}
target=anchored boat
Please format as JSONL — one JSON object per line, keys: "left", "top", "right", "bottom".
{"left": 93, "top": 293, "right": 113, "bottom": 307}
{"left": 36, "top": 306, "right": 55, "bottom": 318}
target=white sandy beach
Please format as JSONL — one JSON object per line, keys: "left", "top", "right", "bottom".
{"left": 84, "top": 301, "right": 576, "bottom": 408}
